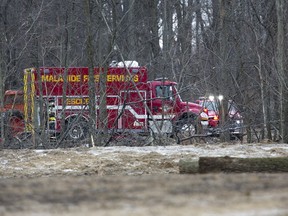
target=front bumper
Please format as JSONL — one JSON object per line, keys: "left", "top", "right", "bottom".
{"left": 208, "top": 119, "right": 244, "bottom": 137}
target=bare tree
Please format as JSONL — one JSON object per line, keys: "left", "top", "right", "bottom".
{"left": 3, "top": 0, "right": 288, "bottom": 146}
{"left": 95, "top": 0, "right": 109, "bottom": 145}
{"left": 276, "top": 0, "right": 288, "bottom": 143}
{"left": 0, "top": 5, "right": 4, "bottom": 147}
{"left": 83, "top": 0, "right": 97, "bottom": 146}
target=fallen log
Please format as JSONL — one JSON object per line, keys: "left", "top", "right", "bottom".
{"left": 179, "top": 157, "right": 288, "bottom": 174}
{"left": 178, "top": 159, "right": 199, "bottom": 174}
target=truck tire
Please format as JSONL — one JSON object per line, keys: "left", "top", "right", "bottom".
{"left": 65, "top": 117, "right": 88, "bottom": 141}
{"left": 174, "top": 115, "right": 198, "bottom": 144}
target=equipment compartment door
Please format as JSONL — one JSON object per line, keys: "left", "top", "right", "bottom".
{"left": 99, "top": 96, "right": 121, "bottom": 129}
{"left": 120, "top": 91, "right": 147, "bottom": 131}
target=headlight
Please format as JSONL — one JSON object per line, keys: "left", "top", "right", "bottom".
{"left": 236, "top": 120, "right": 241, "bottom": 124}
{"left": 200, "top": 112, "right": 209, "bottom": 120}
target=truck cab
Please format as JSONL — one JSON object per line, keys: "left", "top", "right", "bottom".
{"left": 148, "top": 78, "right": 208, "bottom": 141}
{"left": 3, "top": 90, "right": 24, "bottom": 112}
{"left": 196, "top": 96, "right": 244, "bottom": 140}
{"left": 0, "top": 90, "right": 25, "bottom": 140}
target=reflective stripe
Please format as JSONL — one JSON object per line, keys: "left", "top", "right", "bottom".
{"left": 56, "top": 104, "right": 175, "bottom": 120}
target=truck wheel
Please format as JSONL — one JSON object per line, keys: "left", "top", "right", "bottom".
{"left": 174, "top": 116, "right": 198, "bottom": 143}
{"left": 65, "top": 118, "right": 88, "bottom": 141}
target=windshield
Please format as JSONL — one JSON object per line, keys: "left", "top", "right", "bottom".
{"left": 155, "top": 85, "right": 174, "bottom": 100}
{"left": 156, "top": 85, "right": 172, "bottom": 98}
{"left": 228, "top": 102, "right": 239, "bottom": 115}
{"left": 155, "top": 84, "right": 182, "bottom": 102}
{"left": 199, "top": 100, "right": 219, "bottom": 111}
{"left": 199, "top": 100, "right": 239, "bottom": 114}
{"left": 4, "top": 94, "right": 24, "bottom": 105}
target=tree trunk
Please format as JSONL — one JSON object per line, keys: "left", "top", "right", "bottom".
{"left": 0, "top": 30, "right": 4, "bottom": 148}
{"left": 218, "top": 0, "right": 231, "bottom": 142}
{"left": 276, "top": 0, "right": 288, "bottom": 143}
{"left": 84, "top": 0, "right": 96, "bottom": 147}
{"left": 162, "top": 0, "right": 173, "bottom": 75}
{"left": 60, "top": 5, "right": 72, "bottom": 143}
{"left": 256, "top": 53, "right": 269, "bottom": 141}
{"left": 95, "top": 0, "right": 115, "bottom": 145}
{"left": 97, "top": 62, "right": 108, "bottom": 145}
{"left": 147, "top": 0, "right": 161, "bottom": 76}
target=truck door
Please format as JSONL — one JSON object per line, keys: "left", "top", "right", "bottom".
{"left": 148, "top": 84, "right": 179, "bottom": 133}
{"left": 152, "top": 85, "right": 178, "bottom": 117}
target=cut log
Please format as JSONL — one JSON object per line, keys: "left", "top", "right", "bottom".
{"left": 178, "top": 159, "right": 199, "bottom": 174}
{"left": 179, "top": 157, "right": 288, "bottom": 174}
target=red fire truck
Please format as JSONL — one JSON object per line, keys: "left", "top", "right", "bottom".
{"left": 1, "top": 61, "right": 208, "bottom": 146}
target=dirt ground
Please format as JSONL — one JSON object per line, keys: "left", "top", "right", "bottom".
{"left": 1, "top": 142, "right": 288, "bottom": 216}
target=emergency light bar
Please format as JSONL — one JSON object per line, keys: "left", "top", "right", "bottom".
{"left": 154, "top": 77, "right": 169, "bottom": 81}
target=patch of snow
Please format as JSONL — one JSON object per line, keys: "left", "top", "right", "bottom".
{"left": 63, "top": 169, "right": 74, "bottom": 172}
{"left": 89, "top": 144, "right": 288, "bottom": 158}
{"left": 1, "top": 160, "right": 8, "bottom": 165}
